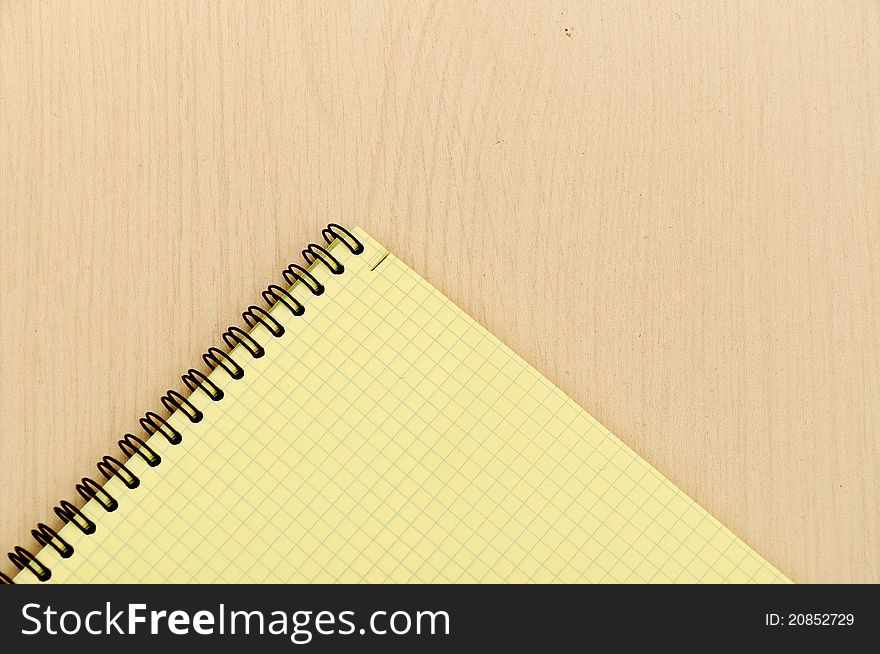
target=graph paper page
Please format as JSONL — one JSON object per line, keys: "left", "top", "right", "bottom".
{"left": 18, "top": 228, "right": 788, "bottom": 583}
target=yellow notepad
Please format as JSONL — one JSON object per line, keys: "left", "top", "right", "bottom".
{"left": 10, "top": 226, "right": 788, "bottom": 583}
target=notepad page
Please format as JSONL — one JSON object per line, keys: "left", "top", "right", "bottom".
{"left": 17, "top": 228, "right": 788, "bottom": 584}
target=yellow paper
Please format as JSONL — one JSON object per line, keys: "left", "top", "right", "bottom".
{"left": 15, "top": 228, "right": 788, "bottom": 583}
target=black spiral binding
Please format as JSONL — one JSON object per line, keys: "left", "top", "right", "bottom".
{"left": 2, "top": 224, "right": 364, "bottom": 583}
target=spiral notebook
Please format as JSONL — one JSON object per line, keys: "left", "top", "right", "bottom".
{"left": 6, "top": 225, "right": 788, "bottom": 584}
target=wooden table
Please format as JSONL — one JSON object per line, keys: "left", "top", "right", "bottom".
{"left": 2, "top": 1, "right": 878, "bottom": 583}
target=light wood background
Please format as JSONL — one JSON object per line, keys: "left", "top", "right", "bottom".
{"left": 1, "top": 1, "right": 878, "bottom": 583}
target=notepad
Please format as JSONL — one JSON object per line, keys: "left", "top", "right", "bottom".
{"left": 9, "top": 226, "right": 788, "bottom": 584}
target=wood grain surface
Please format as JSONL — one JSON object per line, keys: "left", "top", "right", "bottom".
{"left": 1, "top": 1, "right": 878, "bottom": 583}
